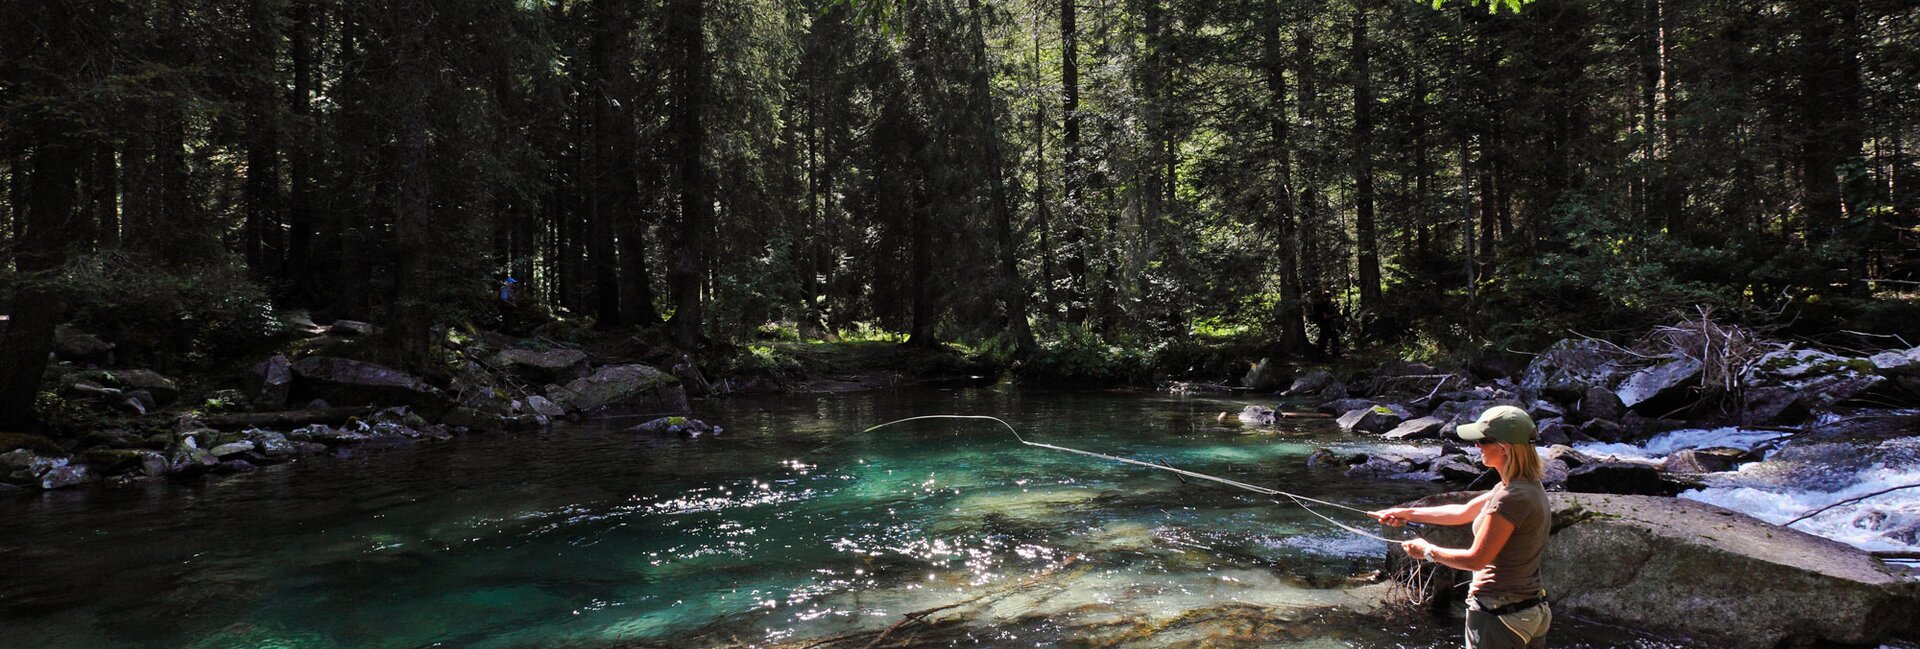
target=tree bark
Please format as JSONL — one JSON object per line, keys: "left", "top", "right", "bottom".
{"left": 665, "top": 0, "right": 708, "bottom": 349}
{"left": 288, "top": 0, "right": 317, "bottom": 298}
{"left": 244, "top": 0, "right": 283, "bottom": 276}
{"left": 968, "top": 0, "right": 1035, "bottom": 353}
{"left": 1352, "top": 4, "right": 1381, "bottom": 321}
{"left": 1265, "top": 0, "right": 1307, "bottom": 353}
{"left": 1060, "top": 0, "right": 1087, "bottom": 325}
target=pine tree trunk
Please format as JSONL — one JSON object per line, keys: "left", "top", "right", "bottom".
{"left": 1061, "top": 0, "right": 1087, "bottom": 325}
{"left": 666, "top": 0, "right": 708, "bottom": 349}
{"left": 244, "top": 0, "right": 283, "bottom": 277}
{"left": 1265, "top": 0, "right": 1307, "bottom": 353}
{"left": 289, "top": 0, "right": 318, "bottom": 298}
{"left": 1352, "top": 4, "right": 1380, "bottom": 322}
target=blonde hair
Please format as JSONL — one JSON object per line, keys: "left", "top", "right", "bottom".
{"left": 1502, "top": 442, "right": 1543, "bottom": 483}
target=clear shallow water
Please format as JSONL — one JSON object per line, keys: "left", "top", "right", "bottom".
{"left": 3, "top": 388, "right": 1686, "bottom": 648}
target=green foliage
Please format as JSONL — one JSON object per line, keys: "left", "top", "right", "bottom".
{"left": 1016, "top": 324, "right": 1152, "bottom": 385}
{"left": 59, "top": 253, "right": 281, "bottom": 370}
{"left": 1429, "top": 0, "right": 1538, "bottom": 14}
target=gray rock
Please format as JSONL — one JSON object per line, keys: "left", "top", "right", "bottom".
{"left": 1535, "top": 418, "right": 1575, "bottom": 446}
{"left": 1382, "top": 416, "right": 1445, "bottom": 441}
{"left": 1660, "top": 447, "right": 1748, "bottom": 474}
{"left": 1242, "top": 358, "right": 1287, "bottom": 392}
{"left": 1789, "top": 370, "right": 1885, "bottom": 410}
{"left": 70, "top": 369, "right": 180, "bottom": 406}
{"left": 1430, "top": 398, "right": 1527, "bottom": 427}
{"left": 1344, "top": 454, "right": 1419, "bottom": 480}
{"left": 1578, "top": 418, "right": 1626, "bottom": 442}
{"left": 626, "top": 416, "right": 719, "bottom": 437}
{"left": 327, "top": 320, "right": 380, "bottom": 337}
{"left": 524, "top": 395, "right": 566, "bottom": 418}
{"left": 1616, "top": 358, "right": 1702, "bottom": 414}
{"left": 1866, "top": 347, "right": 1920, "bottom": 376}
{"left": 1543, "top": 444, "right": 1593, "bottom": 469}
{"left": 53, "top": 324, "right": 115, "bottom": 362}
{"left": 1394, "top": 492, "right": 1920, "bottom": 649}
{"left": 249, "top": 355, "right": 294, "bottom": 411}
{"left": 248, "top": 430, "right": 296, "bottom": 458}
{"left": 1519, "top": 339, "right": 1631, "bottom": 403}
{"left": 1525, "top": 400, "right": 1566, "bottom": 422}
{"left": 1305, "top": 448, "right": 1342, "bottom": 469}
{"left": 1337, "top": 404, "right": 1409, "bottom": 435}
{"left": 1577, "top": 385, "right": 1625, "bottom": 422}
{"left": 549, "top": 364, "right": 689, "bottom": 416}
{"left": 40, "top": 464, "right": 94, "bottom": 489}
{"left": 1285, "top": 369, "right": 1337, "bottom": 396}
{"left": 492, "top": 348, "right": 592, "bottom": 384}
{"left": 213, "top": 459, "right": 258, "bottom": 474}
{"left": 1316, "top": 381, "right": 1349, "bottom": 401}
{"left": 209, "top": 441, "right": 256, "bottom": 459}
{"left": 1744, "top": 348, "right": 1854, "bottom": 386}
{"left": 1428, "top": 454, "right": 1487, "bottom": 482}
{"left": 1565, "top": 459, "right": 1689, "bottom": 496}
{"left": 118, "top": 390, "right": 156, "bottom": 415}
{"left": 1237, "top": 405, "right": 1277, "bottom": 426}
{"left": 291, "top": 356, "right": 452, "bottom": 416}
{"left": 1740, "top": 385, "right": 1806, "bottom": 425}
{"left": 1317, "top": 398, "right": 1376, "bottom": 416}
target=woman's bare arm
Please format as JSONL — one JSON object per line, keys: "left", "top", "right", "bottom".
{"left": 1371, "top": 490, "right": 1493, "bottom": 527}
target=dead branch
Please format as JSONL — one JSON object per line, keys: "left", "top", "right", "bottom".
{"left": 1785, "top": 483, "right": 1920, "bottom": 527}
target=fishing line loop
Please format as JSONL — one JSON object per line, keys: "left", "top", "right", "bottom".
{"left": 861, "top": 414, "right": 1405, "bottom": 544}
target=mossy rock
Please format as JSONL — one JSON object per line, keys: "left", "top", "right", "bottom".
{"left": 0, "top": 433, "right": 65, "bottom": 456}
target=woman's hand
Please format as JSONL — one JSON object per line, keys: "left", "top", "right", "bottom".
{"left": 1401, "top": 538, "right": 1435, "bottom": 561}
{"left": 1370, "top": 508, "right": 1414, "bottom": 527}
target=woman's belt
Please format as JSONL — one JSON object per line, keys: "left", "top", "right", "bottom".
{"left": 1473, "top": 596, "right": 1546, "bottom": 616}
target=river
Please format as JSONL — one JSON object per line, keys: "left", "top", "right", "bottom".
{"left": 3, "top": 387, "right": 1876, "bottom": 648}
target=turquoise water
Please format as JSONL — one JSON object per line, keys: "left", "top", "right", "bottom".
{"left": 0, "top": 388, "right": 1683, "bottom": 648}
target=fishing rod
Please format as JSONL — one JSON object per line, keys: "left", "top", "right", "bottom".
{"left": 861, "top": 415, "right": 1406, "bottom": 544}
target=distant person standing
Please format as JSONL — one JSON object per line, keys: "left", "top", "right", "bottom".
{"left": 499, "top": 277, "right": 519, "bottom": 332}
{"left": 1370, "top": 405, "right": 1552, "bottom": 648}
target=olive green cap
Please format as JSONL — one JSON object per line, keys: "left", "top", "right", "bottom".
{"left": 1456, "top": 405, "right": 1536, "bottom": 444}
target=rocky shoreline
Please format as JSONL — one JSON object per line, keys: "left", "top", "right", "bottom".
{"left": 1227, "top": 332, "right": 1920, "bottom": 497}
{"left": 2, "top": 321, "right": 704, "bottom": 492}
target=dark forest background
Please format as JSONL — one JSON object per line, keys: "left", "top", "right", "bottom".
{"left": 2, "top": 0, "right": 1917, "bottom": 424}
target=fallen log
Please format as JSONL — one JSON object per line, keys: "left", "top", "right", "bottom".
{"left": 199, "top": 406, "right": 374, "bottom": 429}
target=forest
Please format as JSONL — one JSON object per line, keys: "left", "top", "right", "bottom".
{"left": 2, "top": 0, "right": 1917, "bottom": 425}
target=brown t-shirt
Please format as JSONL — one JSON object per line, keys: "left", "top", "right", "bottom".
{"left": 1469, "top": 478, "right": 1549, "bottom": 601}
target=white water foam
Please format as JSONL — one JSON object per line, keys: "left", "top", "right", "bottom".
{"left": 1569, "top": 431, "right": 1920, "bottom": 559}
{"left": 1572, "top": 427, "right": 1786, "bottom": 462}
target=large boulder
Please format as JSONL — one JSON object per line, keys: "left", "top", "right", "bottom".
{"left": 548, "top": 364, "right": 689, "bottom": 416}
{"left": 1867, "top": 347, "right": 1920, "bottom": 400}
{"left": 1564, "top": 458, "right": 1692, "bottom": 495}
{"left": 1519, "top": 339, "right": 1631, "bottom": 404}
{"left": 492, "top": 348, "right": 592, "bottom": 385}
{"left": 246, "top": 355, "right": 295, "bottom": 411}
{"left": 70, "top": 369, "right": 180, "bottom": 407}
{"left": 1382, "top": 416, "right": 1445, "bottom": 441}
{"left": 1393, "top": 492, "right": 1920, "bottom": 649}
{"left": 1615, "top": 358, "right": 1702, "bottom": 415}
{"left": 290, "top": 356, "right": 452, "bottom": 417}
{"left": 1285, "top": 369, "right": 1337, "bottom": 396}
{"left": 1576, "top": 385, "right": 1625, "bottom": 423}
{"left": 1337, "top": 404, "right": 1409, "bottom": 435}
{"left": 52, "top": 324, "right": 115, "bottom": 363}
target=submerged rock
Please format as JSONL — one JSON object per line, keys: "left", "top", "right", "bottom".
{"left": 625, "top": 416, "right": 720, "bottom": 437}
{"left": 1237, "top": 405, "right": 1277, "bottom": 426}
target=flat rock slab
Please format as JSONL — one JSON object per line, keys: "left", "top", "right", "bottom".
{"left": 1398, "top": 491, "right": 1919, "bottom": 648}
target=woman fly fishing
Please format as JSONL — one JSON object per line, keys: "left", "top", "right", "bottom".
{"left": 1370, "top": 405, "right": 1552, "bottom": 649}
